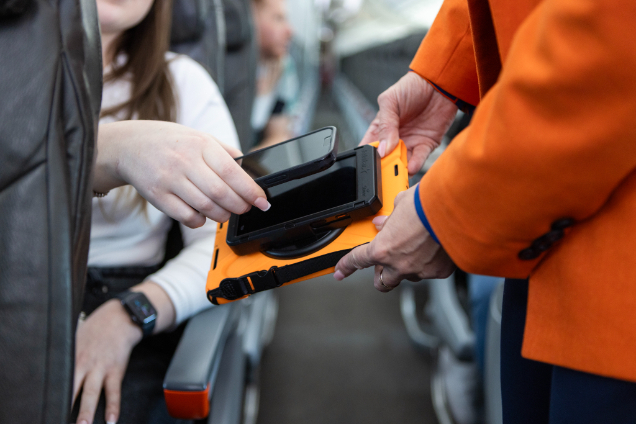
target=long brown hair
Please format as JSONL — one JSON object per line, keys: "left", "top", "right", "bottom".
{"left": 101, "top": 0, "right": 176, "bottom": 212}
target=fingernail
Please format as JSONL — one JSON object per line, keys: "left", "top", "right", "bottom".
{"left": 378, "top": 140, "right": 387, "bottom": 157}
{"left": 107, "top": 414, "right": 117, "bottom": 424}
{"left": 107, "top": 421, "right": 117, "bottom": 424}
{"left": 79, "top": 421, "right": 88, "bottom": 424}
{"left": 254, "top": 197, "right": 271, "bottom": 211}
{"left": 334, "top": 270, "right": 344, "bottom": 281}
{"left": 372, "top": 216, "right": 387, "bottom": 226}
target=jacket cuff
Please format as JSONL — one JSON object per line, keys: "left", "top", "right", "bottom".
{"left": 414, "top": 184, "right": 441, "bottom": 245}
{"left": 421, "top": 75, "right": 476, "bottom": 115}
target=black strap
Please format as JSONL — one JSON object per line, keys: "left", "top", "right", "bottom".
{"left": 208, "top": 249, "right": 353, "bottom": 303}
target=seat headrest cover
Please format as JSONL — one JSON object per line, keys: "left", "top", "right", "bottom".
{"left": 224, "top": 0, "right": 251, "bottom": 51}
{"left": 171, "top": 0, "right": 207, "bottom": 44}
{"left": 0, "top": 0, "right": 32, "bottom": 17}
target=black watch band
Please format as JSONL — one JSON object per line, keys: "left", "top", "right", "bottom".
{"left": 116, "top": 291, "right": 157, "bottom": 337}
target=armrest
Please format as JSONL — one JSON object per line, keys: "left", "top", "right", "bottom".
{"left": 163, "top": 302, "right": 240, "bottom": 420}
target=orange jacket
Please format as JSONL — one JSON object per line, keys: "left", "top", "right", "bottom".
{"left": 412, "top": 0, "right": 636, "bottom": 382}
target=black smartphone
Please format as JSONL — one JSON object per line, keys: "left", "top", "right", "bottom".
{"left": 236, "top": 126, "right": 338, "bottom": 188}
{"left": 226, "top": 144, "right": 383, "bottom": 256}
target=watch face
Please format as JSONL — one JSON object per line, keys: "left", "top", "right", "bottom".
{"left": 124, "top": 293, "right": 157, "bottom": 325}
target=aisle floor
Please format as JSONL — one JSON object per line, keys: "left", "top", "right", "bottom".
{"left": 256, "top": 269, "right": 438, "bottom": 424}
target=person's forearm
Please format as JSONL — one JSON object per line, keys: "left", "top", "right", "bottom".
{"left": 90, "top": 120, "right": 270, "bottom": 228}
{"left": 92, "top": 122, "right": 129, "bottom": 194}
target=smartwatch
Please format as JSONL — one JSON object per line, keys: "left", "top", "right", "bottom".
{"left": 116, "top": 291, "right": 157, "bottom": 337}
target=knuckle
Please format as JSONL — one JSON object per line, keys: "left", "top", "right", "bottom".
{"left": 206, "top": 178, "right": 226, "bottom": 198}
{"left": 217, "top": 160, "right": 236, "bottom": 177}
{"left": 213, "top": 210, "right": 231, "bottom": 223}
{"left": 192, "top": 133, "right": 209, "bottom": 149}
{"left": 106, "top": 398, "right": 121, "bottom": 409}
{"left": 239, "top": 201, "right": 252, "bottom": 215}
{"left": 376, "top": 120, "right": 394, "bottom": 134}
{"left": 194, "top": 197, "right": 215, "bottom": 214}
{"left": 82, "top": 385, "right": 100, "bottom": 398}
{"left": 377, "top": 90, "right": 391, "bottom": 106}
{"left": 373, "top": 245, "right": 390, "bottom": 263}
{"left": 183, "top": 211, "right": 204, "bottom": 228}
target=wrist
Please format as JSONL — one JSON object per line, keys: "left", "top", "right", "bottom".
{"left": 94, "top": 122, "right": 127, "bottom": 193}
{"left": 103, "top": 299, "right": 144, "bottom": 345}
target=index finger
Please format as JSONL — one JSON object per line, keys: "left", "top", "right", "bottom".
{"left": 202, "top": 142, "right": 269, "bottom": 210}
{"left": 333, "top": 244, "right": 376, "bottom": 280}
{"left": 217, "top": 139, "right": 243, "bottom": 159}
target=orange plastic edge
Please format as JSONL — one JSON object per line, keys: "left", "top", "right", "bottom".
{"left": 164, "top": 384, "right": 210, "bottom": 420}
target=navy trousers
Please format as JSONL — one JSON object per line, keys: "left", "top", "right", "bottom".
{"left": 500, "top": 279, "right": 636, "bottom": 424}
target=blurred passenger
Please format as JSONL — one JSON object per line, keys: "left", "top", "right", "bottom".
{"left": 251, "top": 0, "right": 299, "bottom": 149}
{"left": 72, "top": 1, "right": 246, "bottom": 423}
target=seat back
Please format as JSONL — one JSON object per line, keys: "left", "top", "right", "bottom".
{"left": 0, "top": 0, "right": 101, "bottom": 421}
{"left": 170, "top": 0, "right": 226, "bottom": 91}
{"left": 222, "top": 0, "right": 257, "bottom": 152}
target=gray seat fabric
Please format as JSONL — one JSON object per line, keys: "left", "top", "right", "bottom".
{"left": 0, "top": 0, "right": 101, "bottom": 421}
{"left": 222, "top": 0, "right": 257, "bottom": 152}
{"left": 170, "top": 0, "right": 226, "bottom": 91}
{"left": 171, "top": 0, "right": 257, "bottom": 154}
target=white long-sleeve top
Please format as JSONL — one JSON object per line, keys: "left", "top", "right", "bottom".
{"left": 88, "top": 52, "right": 239, "bottom": 325}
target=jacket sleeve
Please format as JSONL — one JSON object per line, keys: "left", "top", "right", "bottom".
{"left": 410, "top": 0, "right": 480, "bottom": 107}
{"left": 418, "top": 0, "right": 636, "bottom": 277}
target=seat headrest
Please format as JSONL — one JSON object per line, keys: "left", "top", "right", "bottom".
{"left": 224, "top": 0, "right": 251, "bottom": 51}
{"left": 0, "top": 0, "right": 32, "bottom": 17}
{"left": 171, "top": 0, "right": 207, "bottom": 44}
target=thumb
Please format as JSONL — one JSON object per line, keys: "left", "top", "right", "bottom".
{"left": 374, "top": 92, "right": 401, "bottom": 158}
{"left": 372, "top": 215, "right": 388, "bottom": 231}
{"left": 360, "top": 87, "right": 401, "bottom": 157}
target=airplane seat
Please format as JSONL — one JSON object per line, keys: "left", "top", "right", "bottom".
{"left": 0, "top": 0, "right": 101, "bottom": 421}
{"left": 162, "top": 3, "right": 277, "bottom": 422}
{"left": 170, "top": 0, "right": 225, "bottom": 91}
{"left": 221, "top": 0, "right": 257, "bottom": 152}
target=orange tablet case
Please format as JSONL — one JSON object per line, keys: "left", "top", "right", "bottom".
{"left": 206, "top": 140, "right": 409, "bottom": 305}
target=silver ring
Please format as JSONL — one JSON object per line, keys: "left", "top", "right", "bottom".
{"left": 380, "top": 270, "right": 390, "bottom": 290}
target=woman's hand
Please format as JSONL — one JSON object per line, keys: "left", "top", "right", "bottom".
{"left": 73, "top": 299, "right": 141, "bottom": 424}
{"left": 94, "top": 120, "right": 271, "bottom": 229}
{"left": 360, "top": 72, "right": 458, "bottom": 176}
{"left": 73, "top": 282, "right": 175, "bottom": 424}
{"left": 333, "top": 185, "right": 455, "bottom": 291}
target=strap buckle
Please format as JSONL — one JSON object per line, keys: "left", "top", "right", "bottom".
{"left": 210, "top": 267, "right": 281, "bottom": 302}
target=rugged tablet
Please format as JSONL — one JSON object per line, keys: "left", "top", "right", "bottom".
{"left": 206, "top": 140, "right": 409, "bottom": 305}
{"left": 226, "top": 144, "right": 382, "bottom": 256}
